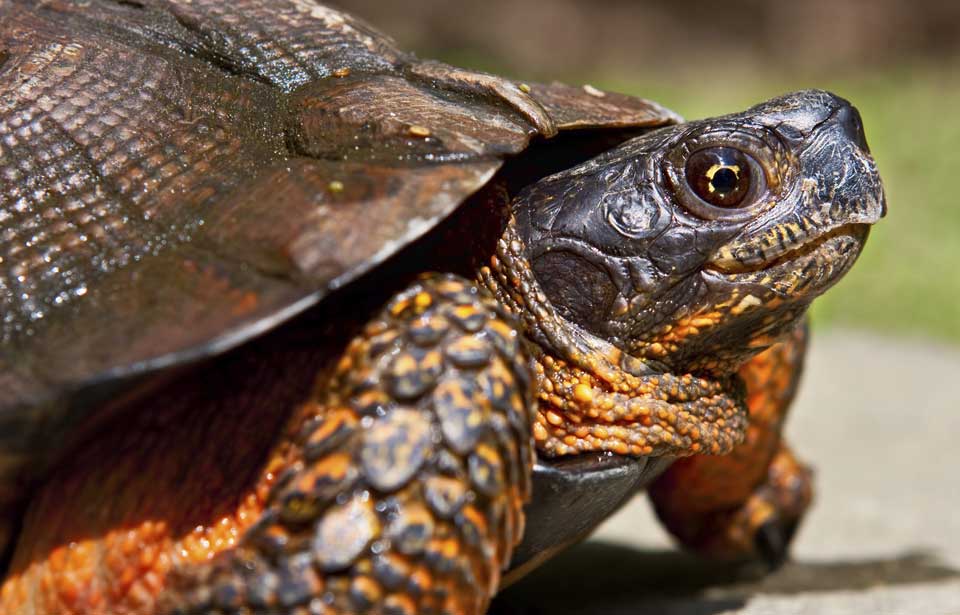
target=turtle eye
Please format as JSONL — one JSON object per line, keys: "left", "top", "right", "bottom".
{"left": 685, "top": 147, "right": 756, "bottom": 208}
{"left": 665, "top": 129, "right": 782, "bottom": 221}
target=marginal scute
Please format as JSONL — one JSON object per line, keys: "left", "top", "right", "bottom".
{"left": 0, "top": 12, "right": 684, "bottom": 608}
{"left": 291, "top": 74, "right": 532, "bottom": 160}
{"left": 527, "top": 82, "right": 683, "bottom": 130}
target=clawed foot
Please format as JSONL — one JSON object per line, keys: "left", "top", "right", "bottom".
{"left": 751, "top": 447, "right": 812, "bottom": 568}
{"left": 652, "top": 445, "right": 812, "bottom": 569}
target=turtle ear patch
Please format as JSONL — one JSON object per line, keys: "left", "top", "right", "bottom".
{"left": 532, "top": 251, "right": 618, "bottom": 329}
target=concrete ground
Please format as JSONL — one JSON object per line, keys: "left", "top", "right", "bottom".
{"left": 491, "top": 330, "right": 960, "bottom": 614}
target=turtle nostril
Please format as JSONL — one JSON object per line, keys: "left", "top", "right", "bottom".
{"left": 836, "top": 103, "right": 870, "bottom": 153}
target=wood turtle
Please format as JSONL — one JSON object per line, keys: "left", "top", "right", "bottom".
{"left": 0, "top": 1, "right": 885, "bottom": 613}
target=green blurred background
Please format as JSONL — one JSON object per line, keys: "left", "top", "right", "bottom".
{"left": 339, "top": 0, "right": 960, "bottom": 344}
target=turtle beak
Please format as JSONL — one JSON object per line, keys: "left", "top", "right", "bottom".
{"left": 836, "top": 102, "right": 870, "bottom": 153}
{"left": 825, "top": 97, "right": 887, "bottom": 221}
{"left": 836, "top": 103, "right": 887, "bottom": 224}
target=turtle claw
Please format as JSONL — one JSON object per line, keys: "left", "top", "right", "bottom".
{"left": 650, "top": 444, "right": 813, "bottom": 563}
{"left": 754, "top": 516, "right": 800, "bottom": 570}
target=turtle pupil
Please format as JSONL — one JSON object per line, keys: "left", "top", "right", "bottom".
{"left": 684, "top": 146, "right": 755, "bottom": 209}
{"left": 712, "top": 167, "right": 738, "bottom": 193}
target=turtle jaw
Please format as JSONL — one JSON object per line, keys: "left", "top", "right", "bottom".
{"left": 478, "top": 219, "right": 751, "bottom": 461}
{"left": 704, "top": 222, "right": 872, "bottom": 298}
{"left": 707, "top": 223, "right": 870, "bottom": 275}
{"left": 652, "top": 218, "right": 878, "bottom": 374}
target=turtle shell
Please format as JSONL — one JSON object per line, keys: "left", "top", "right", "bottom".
{"left": 0, "top": 0, "right": 678, "bottom": 543}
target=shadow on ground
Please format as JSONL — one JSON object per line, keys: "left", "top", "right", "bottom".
{"left": 489, "top": 541, "right": 960, "bottom": 615}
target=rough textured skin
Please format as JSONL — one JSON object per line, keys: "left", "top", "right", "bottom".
{"left": 0, "top": 0, "right": 675, "bottom": 388}
{"left": 475, "top": 93, "right": 883, "bottom": 467}
{"left": 159, "top": 275, "right": 535, "bottom": 615}
{"left": 0, "top": 1, "right": 888, "bottom": 613}
{"left": 480, "top": 222, "right": 748, "bottom": 459}
{"left": 649, "top": 325, "right": 813, "bottom": 561}
{"left": 1, "top": 275, "right": 535, "bottom": 614}
{"left": 0, "top": 305, "right": 332, "bottom": 614}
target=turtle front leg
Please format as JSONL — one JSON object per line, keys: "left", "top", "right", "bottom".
{"left": 162, "top": 274, "right": 535, "bottom": 615}
{"left": 648, "top": 324, "right": 813, "bottom": 567}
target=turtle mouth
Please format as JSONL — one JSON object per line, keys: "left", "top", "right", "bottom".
{"left": 704, "top": 223, "right": 870, "bottom": 276}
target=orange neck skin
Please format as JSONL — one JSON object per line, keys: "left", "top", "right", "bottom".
{"left": 477, "top": 219, "right": 748, "bottom": 461}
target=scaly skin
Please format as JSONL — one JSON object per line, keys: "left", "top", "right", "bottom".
{"left": 2, "top": 275, "right": 534, "bottom": 614}
{"left": 160, "top": 275, "right": 535, "bottom": 614}
{"left": 0, "top": 342, "right": 303, "bottom": 614}
{"left": 479, "top": 222, "right": 749, "bottom": 460}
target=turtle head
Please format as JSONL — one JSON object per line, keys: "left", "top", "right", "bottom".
{"left": 510, "top": 89, "right": 885, "bottom": 374}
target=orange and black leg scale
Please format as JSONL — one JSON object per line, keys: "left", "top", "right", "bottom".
{"left": 0, "top": 275, "right": 535, "bottom": 615}
{"left": 648, "top": 324, "right": 813, "bottom": 567}
{"left": 160, "top": 275, "right": 536, "bottom": 614}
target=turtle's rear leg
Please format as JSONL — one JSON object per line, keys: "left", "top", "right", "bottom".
{"left": 648, "top": 324, "right": 813, "bottom": 567}
{"left": 162, "top": 274, "right": 535, "bottom": 615}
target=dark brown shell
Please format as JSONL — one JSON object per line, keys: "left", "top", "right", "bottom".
{"left": 0, "top": 0, "right": 678, "bottom": 494}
